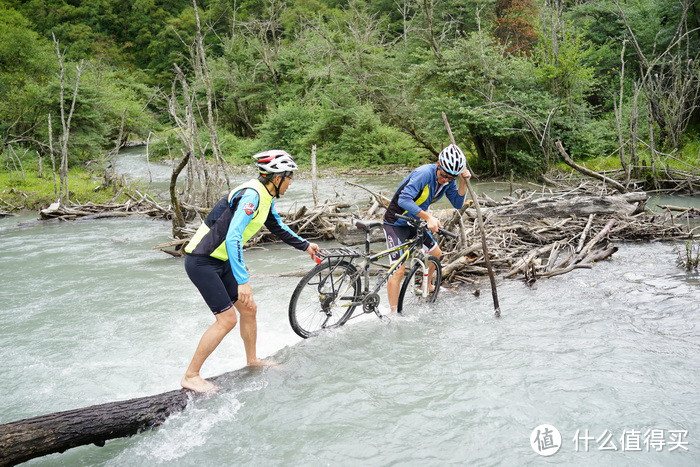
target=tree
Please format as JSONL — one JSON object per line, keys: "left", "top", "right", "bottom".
{"left": 494, "top": 0, "right": 538, "bottom": 55}
{"left": 612, "top": 0, "right": 700, "bottom": 150}
{"left": 53, "top": 33, "right": 84, "bottom": 205}
{"left": 0, "top": 6, "right": 54, "bottom": 149}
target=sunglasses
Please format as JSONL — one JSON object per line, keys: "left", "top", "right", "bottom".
{"left": 438, "top": 168, "right": 456, "bottom": 181}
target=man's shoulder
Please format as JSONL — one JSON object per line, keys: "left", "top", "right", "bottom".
{"left": 410, "top": 163, "right": 436, "bottom": 180}
{"left": 234, "top": 186, "right": 261, "bottom": 203}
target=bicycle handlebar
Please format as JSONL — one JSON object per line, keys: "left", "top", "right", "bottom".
{"left": 395, "top": 214, "right": 458, "bottom": 239}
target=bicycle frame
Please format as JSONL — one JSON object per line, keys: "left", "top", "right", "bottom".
{"left": 362, "top": 230, "right": 428, "bottom": 298}
{"left": 315, "top": 221, "right": 432, "bottom": 318}
{"left": 289, "top": 216, "right": 458, "bottom": 337}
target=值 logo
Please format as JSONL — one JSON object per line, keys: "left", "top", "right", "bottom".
{"left": 531, "top": 424, "right": 561, "bottom": 456}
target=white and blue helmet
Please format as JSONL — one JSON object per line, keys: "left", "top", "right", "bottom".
{"left": 253, "top": 150, "right": 298, "bottom": 175}
{"left": 438, "top": 144, "right": 466, "bottom": 176}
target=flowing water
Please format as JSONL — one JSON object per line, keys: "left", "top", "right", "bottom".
{"left": 1, "top": 151, "right": 699, "bottom": 466}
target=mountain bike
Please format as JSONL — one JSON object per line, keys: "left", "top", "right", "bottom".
{"left": 288, "top": 214, "right": 458, "bottom": 338}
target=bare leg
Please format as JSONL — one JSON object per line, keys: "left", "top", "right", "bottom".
{"left": 235, "top": 298, "right": 274, "bottom": 366}
{"left": 387, "top": 264, "right": 406, "bottom": 312}
{"left": 427, "top": 246, "right": 442, "bottom": 292}
{"left": 181, "top": 306, "right": 238, "bottom": 393}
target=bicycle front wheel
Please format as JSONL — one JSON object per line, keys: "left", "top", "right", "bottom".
{"left": 288, "top": 259, "right": 362, "bottom": 338}
{"left": 397, "top": 255, "right": 442, "bottom": 313}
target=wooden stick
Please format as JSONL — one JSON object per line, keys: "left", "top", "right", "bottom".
{"left": 345, "top": 181, "right": 391, "bottom": 205}
{"left": 576, "top": 214, "right": 595, "bottom": 253}
{"left": 442, "top": 112, "right": 501, "bottom": 317}
{"left": 0, "top": 366, "right": 259, "bottom": 465}
{"left": 311, "top": 144, "right": 319, "bottom": 207}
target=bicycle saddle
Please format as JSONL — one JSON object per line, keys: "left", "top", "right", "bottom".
{"left": 354, "top": 220, "right": 383, "bottom": 232}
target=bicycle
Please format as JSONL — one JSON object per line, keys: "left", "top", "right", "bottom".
{"left": 288, "top": 214, "right": 458, "bottom": 338}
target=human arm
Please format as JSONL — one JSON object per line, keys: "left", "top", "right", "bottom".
{"left": 224, "top": 189, "right": 260, "bottom": 285}
{"left": 445, "top": 169, "right": 471, "bottom": 209}
{"left": 396, "top": 164, "right": 451, "bottom": 221}
{"left": 398, "top": 166, "right": 442, "bottom": 232}
{"left": 265, "top": 202, "right": 319, "bottom": 260}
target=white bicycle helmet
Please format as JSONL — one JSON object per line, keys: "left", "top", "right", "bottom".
{"left": 253, "top": 150, "right": 298, "bottom": 174}
{"left": 438, "top": 144, "right": 466, "bottom": 176}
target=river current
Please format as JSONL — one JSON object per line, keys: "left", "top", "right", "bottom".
{"left": 0, "top": 152, "right": 698, "bottom": 466}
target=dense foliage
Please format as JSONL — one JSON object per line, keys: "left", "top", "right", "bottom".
{"left": 1, "top": 0, "right": 698, "bottom": 176}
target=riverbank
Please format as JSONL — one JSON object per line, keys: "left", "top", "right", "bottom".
{"left": 0, "top": 168, "right": 133, "bottom": 212}
{"left": 2, "top": 161, "right": 699, "bottom": 216}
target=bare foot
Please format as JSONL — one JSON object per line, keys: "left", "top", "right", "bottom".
{"left": 181, "top": 375, "right": 219, "bottom": 393}
{"left": 247, "top": 358, "right": 277, "bottom": 368}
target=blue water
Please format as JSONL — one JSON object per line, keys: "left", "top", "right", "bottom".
{"left": 1, "top": 212, "right": 697, "bottom": 465}
{"left": 1, "top": 151, "right": 698, "bottom": 465}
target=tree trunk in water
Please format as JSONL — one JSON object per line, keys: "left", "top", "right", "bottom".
{"left": 0, "top": 367, "right": 251, "bottom": 465}
{"left": 170, "top": 150, "right": 191, "bottom": 238}
{"left": 0, "top": 390, "right": 189, "bottom": 466}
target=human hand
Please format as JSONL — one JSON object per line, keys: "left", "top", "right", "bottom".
{"left": 306, "top": 242, "right": 321, "bottom": 262}
{"left": 461, "top": 169, "right": 471, "bottom": 180}
{"left": 237, "top": 282, "right": 253, "bottom": 306}
{"left": 426, "top": 215, "right": 441, "bottom": 233}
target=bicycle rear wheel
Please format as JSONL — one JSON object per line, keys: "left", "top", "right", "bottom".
{"left": 397, "top": 255, "right": 442, "bottom": 313}
{"left": 288, "top": 259, "right": 361, "bottom": 338}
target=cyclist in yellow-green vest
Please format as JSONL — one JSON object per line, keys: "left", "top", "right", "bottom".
{"left": 181, "top": 150, "right": 320, "bottom": 393}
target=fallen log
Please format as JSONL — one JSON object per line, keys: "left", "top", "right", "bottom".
{"left": 334, "top": 220, "right": 384, "bottom": 245}
{"left": 556, "top": 140, "right": 628, "bottom": 193}
{"left": 479, "top": 192, "right": 647, "bottom": 220}
{"left": 0, "top": 367, "right": 253, "bottom": 466}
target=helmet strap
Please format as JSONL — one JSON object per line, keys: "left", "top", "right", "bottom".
{"left": 265, "top": 173, "right": 286, "bottom": 198}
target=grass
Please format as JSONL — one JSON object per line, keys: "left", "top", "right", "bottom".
{"left": 0, "top": 168, "right": 130, "bottom": 211}
{"left": 676, "top": 239, "right": 700, "bottom": 271}
{"left": 554, "top": 141, "right": 700, "bottom": 174}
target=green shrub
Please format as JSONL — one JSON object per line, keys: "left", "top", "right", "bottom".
{"left": 256, "top": 103, "right": 318, "bottom": 162}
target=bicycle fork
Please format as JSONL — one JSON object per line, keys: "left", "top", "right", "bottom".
{"left": 417, "top": 256, "right": 431, "bottom": 299}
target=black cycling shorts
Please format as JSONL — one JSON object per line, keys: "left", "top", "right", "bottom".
{"left": 382, "top": 223, "right": 436, "bottom": 262}
{"left": 185, "top": 254, "right": 239, "bottom": 314}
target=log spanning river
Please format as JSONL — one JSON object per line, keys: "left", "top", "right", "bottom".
{"left": 0, "top": 150, "right": 699, "bottom": 465}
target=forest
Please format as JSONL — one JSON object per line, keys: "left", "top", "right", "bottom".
{"left": 1, "top": 0, "right": 699, "bottom": 210}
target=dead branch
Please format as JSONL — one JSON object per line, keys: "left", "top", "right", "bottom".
{"left": 556, "top": 141, "right": 628, "bottom": 193}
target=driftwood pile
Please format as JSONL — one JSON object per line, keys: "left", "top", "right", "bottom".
{"left": 39, "top": 190, "right": 171, "bottom": 221}
{"left": 31, "top": 179, "right": 696, "bottom": 286}
{"left": 253, "top": 200, "right": 352, "bottom": 244}
{"left": 151, "top": 180, "right": 697, "bottom": 287}
{"left": 379, "top": 182, "right": 693, "bottom": 285}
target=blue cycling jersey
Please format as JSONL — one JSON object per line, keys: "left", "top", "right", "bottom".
{"left": 384, "top": 164, "right": 465, "bottom": 225}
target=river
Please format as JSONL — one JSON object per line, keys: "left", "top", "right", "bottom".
{"left": 0, "top": 150, "right": 698, "bottom": 466}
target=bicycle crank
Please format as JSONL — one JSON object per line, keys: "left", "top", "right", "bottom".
{"left": 362, "top": 293, "right": 380, "bottom": 314}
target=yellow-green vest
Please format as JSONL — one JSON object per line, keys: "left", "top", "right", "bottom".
{"left": 184, "top": 179, "right": 273, "bottom": 260}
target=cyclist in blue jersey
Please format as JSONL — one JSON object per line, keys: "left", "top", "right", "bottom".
{"left": 383, "top": 144, "right": 471, "bottom": 312}
{"left": 181, "top": 150, "right": 320, "bottom": 393}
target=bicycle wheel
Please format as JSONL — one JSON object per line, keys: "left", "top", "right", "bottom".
{"left": 397, "top": 255, "right": 442, "bottom": 313}
{"left": 288, "top": 259, "right": 362, "bottom": 338}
